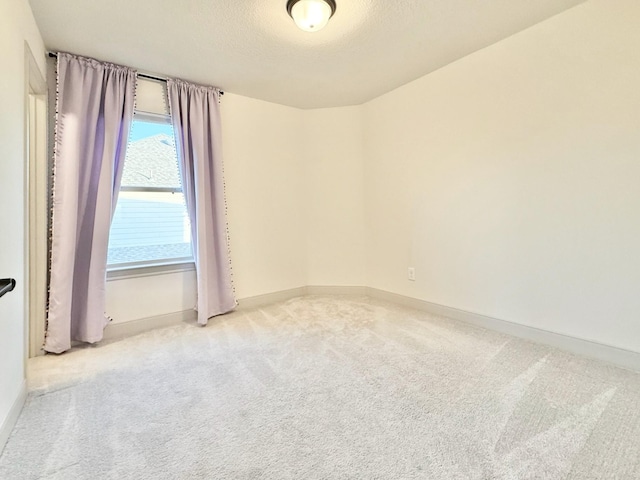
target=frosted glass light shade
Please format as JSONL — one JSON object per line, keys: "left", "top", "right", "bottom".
{"left": 287, "top": 0, "right": 336, "bottom": 32}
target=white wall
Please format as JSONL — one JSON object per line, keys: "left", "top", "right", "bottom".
{"left": 107, "top": 0, "right": 640, "bottom": 358}
{"left": 106, "top": 270, "right": 196, "bottom": 324}
{"left": 105, "top": 99, "right": 369, "bottom": 324}
{"left": 106, "top": 93, "right": 308, "bottom": 321}
{"left": 363, "top": 0, "right": 640, "bottom": 353}
{"left": 304, "top": 107, "right": 365, "bottom": 286}
{"left": 223, "top": 94, "right": 307, "bottom": 298}
{"left": 0, "top": 0, "right": 45, "bottom": 438}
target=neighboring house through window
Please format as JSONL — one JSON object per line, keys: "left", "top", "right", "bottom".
{"left": 107, "top": 78, "right": 192, "bottom": 269}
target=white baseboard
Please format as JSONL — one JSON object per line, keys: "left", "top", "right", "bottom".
{"left": 366, "top": 287, "right": 640, "bottom": 372}
{"left": 305, "top": 285, "right": 367, "bottom": 296}
{"left": 100, "top": 286, "right": 364, "bottom": 339}
{"left": 236, "top": 286, "right": 366, "bottom": 310}
{"left": 0, "top": 380, "right": 27, "bottom": 455}
{"left": 236, "top": 285, "right": 366, "bottom": 310}
{"left": 46, "top": 289, "right": 310, "bottom": 348}
{"left": 101, "top": 288, "right": 312, "bottom": 339}
{"left": 103, "top": 309, "right": 197, "bottom": 341}
{"left": 62, "top": 285, "right": 640, "bottom": 372}
{"left": 235, "top": 287, "right": 307, "bottom": 311}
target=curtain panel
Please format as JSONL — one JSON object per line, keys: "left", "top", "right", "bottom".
{"left": 45, "top": 53, "right": 136, "bottom": 353}
{"left": 167, "top": 79, "right": 236, "bottom": 325}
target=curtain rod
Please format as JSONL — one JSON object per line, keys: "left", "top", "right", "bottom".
{"left": 47, "top": 52, "right": 224, "bottom": 95}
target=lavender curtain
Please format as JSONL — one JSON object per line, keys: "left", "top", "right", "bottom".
{"left": 45, "top": 53, "right": 136, "bottom": 353}
{"left": 167, "top": 79, "right": 236, "bottom": 325}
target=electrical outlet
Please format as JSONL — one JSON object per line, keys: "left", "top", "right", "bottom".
{"left": 408, "top": 267, "right": 416, "bottom": 281}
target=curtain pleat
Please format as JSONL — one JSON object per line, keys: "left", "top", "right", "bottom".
{"left": 167, "top": 79, "right": 236, "bottom": 325}
{"left": 45, "top": 53, "right": 136, "bottom": 353}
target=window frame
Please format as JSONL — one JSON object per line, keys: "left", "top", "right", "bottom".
{"left": 106, "top": 111, "right": 194, "bottom": 275}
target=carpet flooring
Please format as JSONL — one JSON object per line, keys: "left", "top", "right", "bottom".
{"left": 1, "top": 295, "right": 640, "bottom": 479}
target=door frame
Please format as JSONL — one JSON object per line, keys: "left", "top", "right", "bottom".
{"left": 25, "top": 44, "right": 48, "bottom": 359}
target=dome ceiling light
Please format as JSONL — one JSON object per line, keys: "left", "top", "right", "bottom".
{"left": 286, "top": 0, "right": 337, "bottom": 32}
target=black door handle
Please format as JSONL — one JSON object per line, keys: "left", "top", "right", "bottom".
{"left": 0, "top": 279, "right": 16, "bottom": 299}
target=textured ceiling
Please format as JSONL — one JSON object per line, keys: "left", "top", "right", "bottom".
{"left": 29, "top": 0, "right": 586, "bottom": 109}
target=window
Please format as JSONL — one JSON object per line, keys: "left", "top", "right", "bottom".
{"left": 107, "top": 80, "right": 192, "bottom": 270}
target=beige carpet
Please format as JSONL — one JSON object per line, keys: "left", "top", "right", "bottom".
{"left": 1, "top": 295, "right": 639, "bottom": 479}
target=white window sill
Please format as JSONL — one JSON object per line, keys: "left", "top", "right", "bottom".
{"left": 107, "top": 259, "right": 195, "bottom": 281}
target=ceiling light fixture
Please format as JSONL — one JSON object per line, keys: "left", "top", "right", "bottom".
{"left": 286, "top": 0, "right": 336, "bottom": 32}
